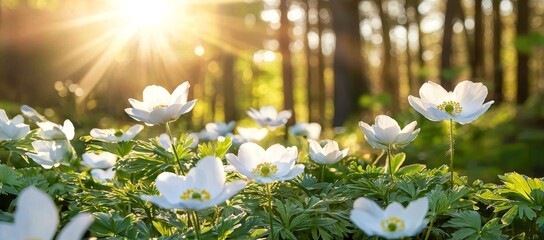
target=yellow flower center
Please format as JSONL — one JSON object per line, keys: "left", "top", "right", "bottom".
{"left": 380, "top": 217, "right": 405, "bottom": 233}
{"left": 114, "top": 130, "right": 124, "bottom": 137}
{"left": 153, "top": 104, "right": 169, "bottom": 110}
{"left": 180, "top": 189, "right": 211, "bottom": 201}
{"left": 252, "top": 162, "right": 278, "bottom": 177}
{"left": 437, "top": 101, "right": 462, "bottom": 115}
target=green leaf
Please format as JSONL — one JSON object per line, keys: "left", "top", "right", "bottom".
{"left": 389, "top": 152, "right": 405, "bottom": 174}
{"left": 396, "top": 164, "right": 426, "bottom": 175}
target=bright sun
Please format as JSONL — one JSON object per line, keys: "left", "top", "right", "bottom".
{"left": 116, "top": 0, "right": 173, "bottom": 29}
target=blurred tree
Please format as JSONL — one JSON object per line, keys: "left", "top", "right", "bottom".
{"left": 305, "top": 0, "right": 318, "bottom": 123}
{"left": 473, "top": 0, "right": 484, "bottom": 81}
{"left": 330, "top": 0, "right": 369, "bottom": 127}
{"left": 316, "top": 0, "right": 326, "bottom": 126}
{"left": 440, "top": 0, "right": 463, "bottom": 89}
{"left": 516, "top": 0, "right": 529, "bottom": 104}
{"left": 414, "top": 0, "right": 426, "bottom": 86}
{"left": 280, "top": 0, "right": 295, "bottom": 126}
{"left": 492, "top": 0, "right": 504, "bottom": 103}
{"left": 376, "top": 0, "right": 400, "bottom": 113}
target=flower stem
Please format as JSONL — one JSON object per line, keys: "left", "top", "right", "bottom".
{"left": 448, "top": 119, "right": 455, "bottom": 189}
{"left": 372, "top": 150, "right": 385, "bottom": 165}
{"left": 387, "top": 145, "right": 395, "bottom": 183}
{"left": 165, "top": 122, "right": 185, "bottom": 175}
{"left": 192, "top": 211, "right": 202, "bottom": 240}
{"left": 424, "top": 219, "right": 434, "bottom": 240}
{"left": 266, "top": 183, "right": 275, "bottom": 239}
{"left": 321, "top": 165, "right": 326, "bottom": 182}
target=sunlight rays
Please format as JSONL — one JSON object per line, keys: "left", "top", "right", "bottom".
{"left": 23, "top": 0, "right": 268, "bottom": 103}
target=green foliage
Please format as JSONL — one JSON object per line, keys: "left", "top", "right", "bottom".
{"left": 443, "top": 211, "right": 506, "bottom": 240}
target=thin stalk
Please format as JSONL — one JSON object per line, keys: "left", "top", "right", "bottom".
{"left": 372, "top": 150, "right": 385, "bottom": 165}
{"left": 448, "top": 119, "right": 455, "bottom": 188}
{"left": 6, "top": 151, "right": 12, "bottom": 166}
{"left": 192, "top": 211, "right": 202, "bottom": 240}
{"left": 424, "top": 220, "right": 434, "bottom": 240}
{"left": 387, "top": 145, "right": 394, "bottom": 183}
{"left": 165, "top": 122, "right": 185, "bottom": 175}
{"left": 321, "top": 165, "right": 326, "bottom": 182}
{"left": 266, "top": 183, "right": 275, "bottom": 239}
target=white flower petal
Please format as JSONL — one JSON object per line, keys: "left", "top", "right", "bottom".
{"left": 454, "top": 100, "right": 494, "bottom": 124}
{"left": 128, "top": 98, "right": 151, "bottom": 111}
{"left": 454, "top": 80, "right": 488, "bottom": 114}
{"left": 56, "top": 213, "right": 94, "bottom": 240}
{"left": 179, "top": 99, "right": 197, "bottom": 115}
{"left": 143, "top": 85, "right": 171, "bottom": 107}
{"left": 196, "top": 156, "right": 225, "bottom": 199}
{"left": 350, "top": 210, "right": 381, "bottom": 236}
{"left": 170, "top": 82, "right": 190, "bottom": 105}
{"left": 277, "top": 164, "right": 304, "bottom": 181}
{"left": 402, "top": 197, "right": 429, "bottom": 232}
{"left": 408, "top": 96, "right": 444, "bottom": 122}
{"left": 225, "top": 153, "right": 256, "bottom": 179}
{"left": 15, "top": 186, "right": 59, "bottom": 240}
{"left": 206, "top": 180, "right": 247, "bottom": 208}
{"left": 419, "top": 81, "right": 448, "bottom": 105}
{"left": 155, "top": 172, "right": 185, "bottom": 205}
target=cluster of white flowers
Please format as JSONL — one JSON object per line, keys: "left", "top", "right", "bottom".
{"left": 0, "top": 79, "right": 494, "bottom": 240}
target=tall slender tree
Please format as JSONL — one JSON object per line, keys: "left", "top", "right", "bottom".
{"left": 377, "top": 0, "right": 400, "bottom": 113}
{"left": 516, "top": 0, "right": 529, "bottom": 104}
{"left": 440, "top": 0, "right": 463, "bottom": 90}
{"left": 330, "top": 0, "right": 369, "bottom": 127}
{"left": 492, "top": 0, "right": 504, "bottom": 102}
{"left": 316, "top": 0, "right": 326, "bottom": 126}
{"left": 279, "top": 0, "right": 296, "bottom": 125}
{"left": 473, "top": 0, "right": 484, "bottom": 81}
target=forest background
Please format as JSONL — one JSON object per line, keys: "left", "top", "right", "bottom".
{"left": 0, "top": 0, "right": 543, "bottom": 182}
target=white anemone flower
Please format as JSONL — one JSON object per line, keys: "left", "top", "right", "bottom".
{"left": 90, "top": 168, "right": 116, "bottom": 183}
{"left": 0, "top": 109, "right": 30, "bottom": 141}
{"left": 308, "top": 139, "right": 349, "bottom": 165}
{"left": 359, "top": 115, "right": 420, "bottom": 150}
{"left": 246, "top": 106, "right": 292, "bottom": 129}
{"left": 37, "top": 120, "right": 75, "bottom": 140}
{"left": 205, "top": 121, "right": 235, "bottom": 136}
{"left": 26, "top": 140, "right": 71, "bottom": 169}
{"left": 90, "top": 124, "right": 144, "bottom": 142}
{"left": 289, "top": 122, "right": 321, "bottom": 140}
{"left": 81, "top": 152, "right": 117, "bottom": 169}
{"left": 20, "top": 105, "right": 47, "bottom": 123}
{"left": 141, "top": 156, "right": 247, "bottom": 210}
{"left": 408, "top": 80, "right": 494, "bottom": 124}
{"left": 0, "top": 186, "right": 93, "bottom": 240}
{"left": 236, "top": 127, "right": 268, "bottom": 142}
{"left": 350, "top": 197, "right": 429, "bottom": 239}
{"left": 225, "top": 142, "right": 304, "bottom": 184}
{"left": 125, "top": 82, "right": 197, "bottom": 126}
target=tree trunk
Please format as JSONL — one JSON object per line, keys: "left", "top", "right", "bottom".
{"left": 305, "top": 0, "right": 318, "bottom": 122}
{"left": 223, "top": 53, "right": 237, "bottom": 121}
{"left": 405, "top": 0, "right": 416, "bottom": 95}
{"left": 415, "top": 0, "right": 426, "bottom": 86}
{"left": 440, "top": 0, "right": 460, "bottom": 90}
{"left": 377, "top": 0, "right": 399, "bottom": 113}
{"left": 279, "top": 0, "right": 296, "bottom": 125}
{"left": 330, "top": 0, "right": 369, "bottom": 127}
{"left": 492, "top": 0, "right": 503, "bottom": 103}
{"left": 516, "top": 0, "right": 529, "bottom": 104}
{"left": 316, "top": 0, "right": 326, "bottom": 126}
{"left": 473, "top": 0, "right": 484, "bottom": 81}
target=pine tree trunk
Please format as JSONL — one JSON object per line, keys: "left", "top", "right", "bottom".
{"left": 516, "top": 0, "right": 529, "bottom": 104}
{"left": 492, "top": 0, "right": 504, "bottom": 102}
{"left": 473, "top": 0, "right": 484, "bottom": 81}
{"left": 280, "top": 0, "right": 296, "bottom": 124}
{"left": 330, "top": 0, "right": 369, "bottom": 127}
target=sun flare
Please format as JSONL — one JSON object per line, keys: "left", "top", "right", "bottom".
{"left": 116, "top": 0, "right": 173, "bottom": 29}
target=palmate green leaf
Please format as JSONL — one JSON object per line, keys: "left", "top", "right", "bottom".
{"left": 444, "top": 211, "right": 506, "bottom": 240}
{"left": 389, "top": 152, "right": 405, "bottom": 174}
{"left": 0, "top": 164, "right": 22, "bottom": 193}
{"left": 197, "top": 137, "right": 232, "bottom": 159}
{"left": 90, "top": 212, "right": 136, "bottom": 237}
